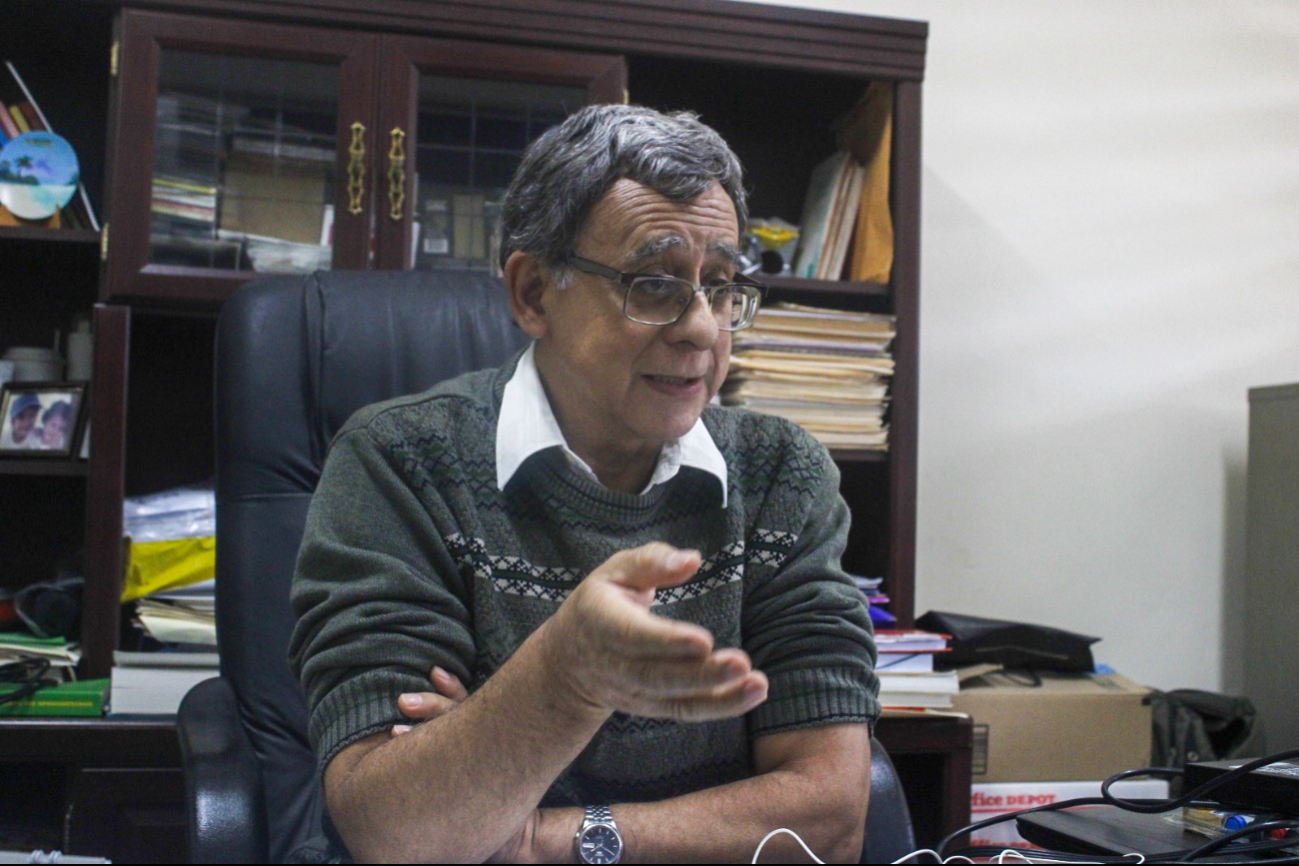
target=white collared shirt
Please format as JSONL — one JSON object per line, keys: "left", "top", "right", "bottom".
{"left": 495, "top": 342, "right": 728, "bottom": 506}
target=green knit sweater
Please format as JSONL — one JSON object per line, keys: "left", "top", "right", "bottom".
{"left": 288, "top": 351, "right": 880, "bottom": 807}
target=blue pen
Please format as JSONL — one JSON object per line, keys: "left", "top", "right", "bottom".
{"left": 1182, "top": 806, "right": 1276, "bottom": 834}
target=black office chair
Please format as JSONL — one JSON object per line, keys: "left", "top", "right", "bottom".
{"left": 177, "top": 269, "right": 914, "bottom": 863}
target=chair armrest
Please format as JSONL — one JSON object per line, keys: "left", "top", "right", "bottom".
{"left": 862, "top": 736, "right": 916, "bottom": 863}
{"left": 177, "top": 676, "right": 269, "bottom": 864}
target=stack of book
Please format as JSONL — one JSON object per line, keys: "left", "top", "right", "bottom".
{"left": 152, "top": 175, "right": 218, "bottom": 230}
{"left": 850, "top": 574, "right": 896, "bottom": 626}
{"left": 875, "top": 629, "right": 959, "bottom": 710}
{"left": 152, "top": 91, "right": 226, "bottom": 240}
{"left": 110, "top": 650, "right": 219, "bottom": 716}
{"left": 0, "top": 632, "right": 101, "bottom": 716}
{"left": 723, "top": 301, "right": 895, "bottom": 450}
{"left": 790, "top": 82, "right": 893, "bottom": 283}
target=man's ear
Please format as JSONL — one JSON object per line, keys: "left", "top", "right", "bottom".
{"left": 504, "top": 250, "right": 551, "bottom": 339}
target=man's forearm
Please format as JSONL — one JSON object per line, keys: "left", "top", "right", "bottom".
{"left": 529, "top": 732, "right": 871, "bottom": 864}
{"left": 326, "top": 620, "right": 610, "bottom": 863}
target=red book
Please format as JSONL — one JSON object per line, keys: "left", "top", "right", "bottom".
{"left": 18, "top": 101, "right": 46, "bottom": 132}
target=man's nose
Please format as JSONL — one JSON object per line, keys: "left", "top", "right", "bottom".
{"left": 669, "top": 289, "right": 720, "bottom": 347}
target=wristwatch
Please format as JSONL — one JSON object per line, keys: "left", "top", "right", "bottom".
{"left": 574, "top": 805, "right": 623, "bottom": 864}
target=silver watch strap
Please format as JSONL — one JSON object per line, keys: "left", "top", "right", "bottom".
{"left": 585, "top": 805, "right": 615, "bottom": 827}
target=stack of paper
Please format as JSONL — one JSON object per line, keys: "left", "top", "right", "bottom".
{"left": 724, "top": 301, "right": 895, "bottom": 450}
{"left": 135, "top": 581, "right": 216, "bottom": 646}
{"left": 875, "top": 630, "right": 957, "bottom": 708}
{"left": 0, "top": 631, "right": 81, "bottom": 679}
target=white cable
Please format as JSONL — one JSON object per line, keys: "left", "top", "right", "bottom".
{"left": 751, "top": 828, "right": 824, "bottom": 864}
{"left": 755, "top": 834, "right": 1148, "bottom": 866}
{"left": 891, "top": 849, "right": 973, "bottom": 863}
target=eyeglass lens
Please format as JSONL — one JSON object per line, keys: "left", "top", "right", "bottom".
{"left": 625, "top": 277, "right": 758, "bottom": 329}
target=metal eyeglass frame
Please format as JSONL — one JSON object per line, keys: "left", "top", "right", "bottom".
{"left": 567, "top": 254, "right": 766, "bottom": 331}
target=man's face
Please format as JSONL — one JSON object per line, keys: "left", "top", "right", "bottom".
{"left": 536, "top": 179, "right": 738, "bottom": 453}
{"left": 11, "top": 406, "right": 38, "bottom": 443}
{"left": 41, "top": 414, "right": 67, "bottom": 447}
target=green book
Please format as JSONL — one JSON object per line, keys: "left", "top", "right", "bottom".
{"left": 0, "top": 677, "right": 109, "bottom": 717}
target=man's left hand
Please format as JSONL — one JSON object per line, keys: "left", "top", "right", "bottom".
{"left": 392, "top": 665, "right": 468, "bottom": 735}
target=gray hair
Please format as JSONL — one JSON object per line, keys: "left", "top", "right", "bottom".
{"left": 499, "top": 103, "right": 748, "bottom": 283}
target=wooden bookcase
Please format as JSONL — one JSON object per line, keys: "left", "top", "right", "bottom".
{"left": 2, "top": 1, "right": 966, "bottom": 858}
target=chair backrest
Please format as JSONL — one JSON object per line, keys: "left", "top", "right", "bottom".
{"left": 214, "top": 270, "right": 528, "bottom": 862}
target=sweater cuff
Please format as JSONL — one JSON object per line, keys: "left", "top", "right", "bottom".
{"left": 750, "top": 665, "right": 881, "bottom": 737}
{"left": 309, "top": 668, "right": 433, "bottom": 774}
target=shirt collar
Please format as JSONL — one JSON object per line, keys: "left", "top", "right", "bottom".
{"left": 496, "top": 342, "right": 728, "bottom": 506}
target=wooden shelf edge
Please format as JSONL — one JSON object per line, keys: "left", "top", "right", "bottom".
{"left": 0, "top": 225, "right": 101, "bottom": 245}
{"left": 828, "top": 448, "right": 888, "bottom": 463}
{"left": 0, "top": 458, "right": 90, "bottom": 477}
{"left": 761, "top": 275, "right": 890, "bottom": 296}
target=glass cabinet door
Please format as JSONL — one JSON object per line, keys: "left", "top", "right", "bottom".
{"left": 105, "top": 11, "right": 377, "bottom": 306}
{"left": 374, "top": 37, "right": 625, "bottom": 272}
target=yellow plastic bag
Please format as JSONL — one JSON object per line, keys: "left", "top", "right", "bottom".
{"left": 120, "top": 536, "right": 216, "bottom": 603}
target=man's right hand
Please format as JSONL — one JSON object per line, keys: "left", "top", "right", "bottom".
{"left": 539, "top": 542, "right": 768, "bottom": 722}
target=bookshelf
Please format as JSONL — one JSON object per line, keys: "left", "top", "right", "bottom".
{"left": 2, "top": 2, "right": 965, "bottom": 858}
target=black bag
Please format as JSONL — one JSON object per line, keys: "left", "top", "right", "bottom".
{"left": 916, "top": 610, "right": 1100, "bottom": 673}
{"left": 1150, "top": 689, "right": 1267, "bottom": 771}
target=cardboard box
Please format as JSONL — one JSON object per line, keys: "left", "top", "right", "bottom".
{"left": 970, "top": 779, "right": 1170, "bottom": 850}
{"left": 952, "top": 671, "right": 1152, "bottom": 783}
{"left": 219, "top": 153, "right": 328, "bottom": 245}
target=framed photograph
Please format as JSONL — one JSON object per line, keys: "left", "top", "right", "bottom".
{"left": 0, "top": 382, "right": 88, "bottom": 458}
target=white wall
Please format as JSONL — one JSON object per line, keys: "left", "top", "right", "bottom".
{"left": 741, "top": 0, "right": 1299, "bottom": 692}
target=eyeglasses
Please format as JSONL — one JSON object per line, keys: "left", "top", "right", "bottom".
{"left": 569, "top": 255, "right": 765, "bottom": 331}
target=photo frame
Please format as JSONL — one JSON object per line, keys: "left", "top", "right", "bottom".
{"left": 0, "top": 382, "right": 88, "bottom": 458}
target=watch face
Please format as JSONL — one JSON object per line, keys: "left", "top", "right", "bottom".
{"left": 579, "top": 823, "right": 623, "bottom": 864}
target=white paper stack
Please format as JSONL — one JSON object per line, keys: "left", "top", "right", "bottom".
{"left": 109, "top": 650, "right": 220, "bottom": 716}
{"left": 724, "top": 302, "right": 895, "bottom": 450}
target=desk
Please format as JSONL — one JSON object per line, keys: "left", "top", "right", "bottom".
{"left": 1017, "top": 805, "right": 1290, "bottom": 862}
{"left": 0, "top": 718, "right": 185, "bottom": 863}
{"left": 875, "top": 715, "right": 974, "bottom": 847}
{"left": 0, "top": 713, "right": 973, "bottom": 860}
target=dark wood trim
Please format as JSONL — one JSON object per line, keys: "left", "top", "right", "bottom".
{"left": 0, "top": 226, "right": 101, "bottom": 244}
{"left": 93, "top": 0, "right": 927, "bottom": 80}
{"left": 0, "top": 460, "right": 90, "bottom": 477}
{"left": 887, "top": 81, "right": 921, "bottom": 628}
{"left": 762, "top": 275, "right": 890, "bottom": 297}
{"left": 828, "top": 449, "right": 888, "bottom": 464}
{"left": 876, "top": 715, "right": 974, "bottom": 842}
{"left": 0, "top": 718, "right": 180, "bottom": 766}
{"left": 103, "top": 9, "right": 378, "bottom": 305}
{"left": 81, "top": 305, "right": 130, "bottom": 680}
{"left": 373, "top": 34, "right": 626, "bottom": 269}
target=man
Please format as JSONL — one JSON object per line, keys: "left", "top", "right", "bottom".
{"left": 1, "top": 393, "right": 41, "bottom": 450}
{"left": 289, "top": 104, "right": 880, "bottom": 863}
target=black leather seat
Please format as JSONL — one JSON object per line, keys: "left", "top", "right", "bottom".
{"left": 177, "top": 269, "right": 913, "bottom": 863}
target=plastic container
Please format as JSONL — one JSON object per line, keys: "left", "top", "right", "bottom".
{"left": 2, "top": 347, "right": 65, "bottom": 382}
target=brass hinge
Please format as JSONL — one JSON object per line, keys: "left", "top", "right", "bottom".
{"left": 622, "top": 88, "right": 630, "bottom": 105}
{"left": 110, "top": 40, "right": 119, "bottom": 77}
{"left": 100, "top": 222, "right": 109, "bottom": 262}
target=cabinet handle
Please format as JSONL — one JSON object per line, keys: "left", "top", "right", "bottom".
{"left": 388, "top": 127, "right": 406, "bottom": 221}
{"left": 347, "top": 121, "right": 366, "bottom": 216}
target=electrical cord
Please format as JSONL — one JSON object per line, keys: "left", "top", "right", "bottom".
{"left": 935, "top": 747, "right": 1299, "bottom": 862}
{"left": 0, "top": 657, "right": 52, "bottom": 706}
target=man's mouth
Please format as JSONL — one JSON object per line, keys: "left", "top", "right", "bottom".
{"left": 646, "top": 375, "right": 700, "bottom": 386}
